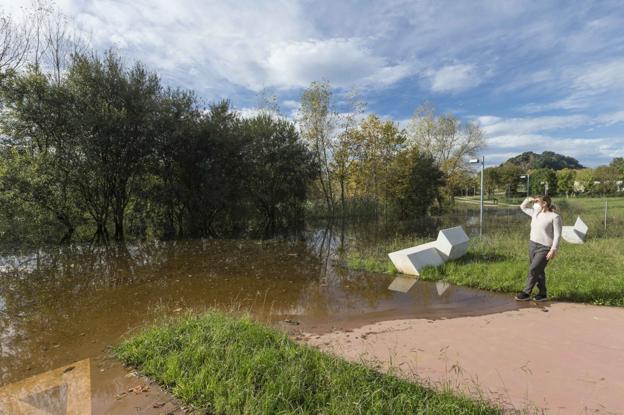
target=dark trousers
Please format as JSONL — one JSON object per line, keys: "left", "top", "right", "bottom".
{"left": 523, "top": 241, "right": 550, "bottom": 296}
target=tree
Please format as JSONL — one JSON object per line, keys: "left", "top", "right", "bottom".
{"left": 167, "top": 100, "right": 245, "bottom": 238}
{"left": 0, "top": 66, "right": 81, "bottom": 241}
{"left": 150, "top": 87, "right": 201, "bottom": 238}
{"left": 348, "top": 115, "right": 406, "bottom": 208}
{"left": 67, "top": 51, "right": 161, "bottom": 241}
{"left": 496, "top": 163, "right": 523, "bottom": 197}
{"left": 299, "top": 81, "right": 336, "bottom": 213}
{"left": 529, "top": 168, "right": 557, "bottom": 195}
{"left": 332, "top": 89, "right": 366, "bottom": 214}
{"left": 593, "top": 165, "right": 621, "bottom": 194}
{"left": 0, "top": 13, "right": 30, "bottom": 73}
{"left": 574, "top": 168, "right": 594, "bottom": 193}
{"left": 483, "top": 167, "right": 500, "bottom": 198}
{"left": 406, "top": 104, "right": 485, "bottom": 202}
{"left": 241, "top": 113, "right": 316, "bottom": 235}
{"left": 386, "top": 148, "right": 444, "bottom": 218}
{"left": 556, "top": 168, "right": 576, "bottom": 197}
{"left": 609, "top": 157, "right": 624, "bottom": 177}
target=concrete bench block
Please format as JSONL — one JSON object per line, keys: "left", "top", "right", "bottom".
{"left": 435, "top": 226, "right": 469, "bottom": 260}
{"left": 388, "top": 241, "right": 444, "bottom": 276}
{"left": 562, "top": 216, "right": 588, "bottom": 244}
{"left": 574, "top": 216, "right": 588, "bottom": 238}
{"left": 388, "top": 226, "right": 469, "bottom": 277}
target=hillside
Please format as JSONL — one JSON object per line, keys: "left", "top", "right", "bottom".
{"left": 503, "top": 151, "right": 584, "bottom": 170}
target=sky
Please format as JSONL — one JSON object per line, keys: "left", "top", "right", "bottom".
{"left": 2, "top": 0, "right": 624, "bottom": 167}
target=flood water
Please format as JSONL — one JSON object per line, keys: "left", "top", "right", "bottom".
{"left": 0, "top": 213, "right": 530, "bottom": 413}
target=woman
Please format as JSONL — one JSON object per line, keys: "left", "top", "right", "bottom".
{"left": 515, "top": 195, "right": 562, "bottom": 301}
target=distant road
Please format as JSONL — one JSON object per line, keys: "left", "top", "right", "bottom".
{"left": 454, "top": 197, "right": 518, "bottom": 207}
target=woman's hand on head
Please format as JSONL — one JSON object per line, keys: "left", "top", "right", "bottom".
{"left": 546, "top": 249, "right": 556, "bottom": 261}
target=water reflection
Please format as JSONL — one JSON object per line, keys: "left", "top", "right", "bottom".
{"left": 0, "top": 221, "right": 526, "bottom": 387}
{"left": 436, "top": 281, "right": 451, "bottom": 296}
{"left": 388, "top": 276, "right": 418, "bottom": 293}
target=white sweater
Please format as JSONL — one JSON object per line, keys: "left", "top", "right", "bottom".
{"left": 520, "top": 198, "right": 562, "bottom": 250}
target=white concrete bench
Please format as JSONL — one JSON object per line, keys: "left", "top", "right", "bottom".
{"left": 436, "top": 226, "right": 470, "bottom": 260}
{"left": 387, "top": 241, "right": 444, "bottom": 276}
{"left": 562, "top": 216, "right": 588, "bottom": 244}
{"left": 387, "top": 226, "right": 469, "bottom": 277}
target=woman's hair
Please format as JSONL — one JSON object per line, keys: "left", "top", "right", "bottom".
{"left": 536, "top": 195, "right": 556, "bottom": 212}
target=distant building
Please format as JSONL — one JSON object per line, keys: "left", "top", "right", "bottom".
{"left": 574, "top": 180, "right": 624, "bottom": 193}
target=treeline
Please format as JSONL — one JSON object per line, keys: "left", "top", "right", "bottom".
{"left": 481, "top": 158, "right": 624, "bottom": 198}
{"left": 0, "top": 52, "right": 317, "bottom": 242}
{"left": 300, "top": 85, "right": 485, "bottom": 217}
{"left": 0, "top": 4, "right": 486, "bottom": 243}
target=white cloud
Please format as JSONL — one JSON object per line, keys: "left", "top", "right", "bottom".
{"left": 563, "top": 17, "right": 623, "bottom": 53}
{"left": 478, "top": 115, "right": 590, "bottom": 136}
{"left": 263, "top": 38, "right": 413, "bottom": 90}
{"left": 282, "top": 100, "right": 300, "bottom": 110}
{"left": 14, "top": 0, "right": 415, "bottom": 94}
{"left": 596, "top": 111, "right": 624, "bottom": 126}
{"left": 571, "top": 59, "right": 624, "bottom": 92}
{"left": 525, "top": 59, "right": 624, "bottom": 112}
{"left": 476, "top": 116, "right": 502, "bottom": 127}
{"left": 428, "top": 64, "right": 482, "bottom": 93}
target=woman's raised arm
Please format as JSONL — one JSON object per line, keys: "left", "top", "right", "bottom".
{"left": 520, "top": 197, "right": 535, "bottom": 217}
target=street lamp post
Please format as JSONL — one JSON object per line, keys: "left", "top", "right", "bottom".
{"left": 469, "top": 156, "right": 485, "bottom": 237}
{"left": 520, "top": 174, "right": 530, "bottom": 197}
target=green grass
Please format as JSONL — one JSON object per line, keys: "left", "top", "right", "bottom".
{"left": 113, "top": 311, "right": 502, "bottom": 414}
{"left": 347, "top": 197, "right": 624, "bottom": 306}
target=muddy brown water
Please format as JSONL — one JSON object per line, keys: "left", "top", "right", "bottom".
{"left": 0, "top": 224, "right": 530, "bottom": 413}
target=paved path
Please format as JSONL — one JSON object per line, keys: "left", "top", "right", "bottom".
{"left": 304, "top": 302, "right": 624, "bottom": 414}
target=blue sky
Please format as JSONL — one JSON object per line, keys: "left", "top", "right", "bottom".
{"left": 2, "top": 0, "right": 624, "bottom": 166}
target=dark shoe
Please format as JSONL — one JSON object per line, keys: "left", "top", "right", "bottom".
{"left": 514, "top": 292, "right": 530, "bottom": 301}
{"left": 533, "top": 294, "right": 548, "bottom": 302}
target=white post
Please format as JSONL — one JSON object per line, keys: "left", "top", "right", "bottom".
{"left": 605, "top": 198, "right": 608, "bottom": 231}
{"left": 479, "top": 156, "right": 484, "bottom": 238}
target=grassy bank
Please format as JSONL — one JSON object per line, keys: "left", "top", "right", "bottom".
{"left": 114, "top": 311, "right": 501, "bottom": 414}
{"left": 347, "top": 233, "right": 624, "bottom": 306}
{"left": 347, "top": 196, "right": 624, "bottom": 306}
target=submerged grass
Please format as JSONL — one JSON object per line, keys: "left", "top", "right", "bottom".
{"left": 113, "top": 311, "right": 502, "bottom": 414}
{"left": 347, "top": 229, "right": 624, "bottom": 306}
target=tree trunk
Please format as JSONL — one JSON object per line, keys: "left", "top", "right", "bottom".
{"left": 340, "top": 176, "right": 346, "bottom": 216}
{"left": 93, "top": 221, "right": 109, "bottom": 244}
{"left": 113, "top": 210, "right": 124, "bottom": 242}
{"left": 56, "top": 212, "right": 74, "bottom": 244}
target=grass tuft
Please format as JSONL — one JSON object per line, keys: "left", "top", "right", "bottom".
{"left": 113, "top": 311, "right": 502, "bottom": 414}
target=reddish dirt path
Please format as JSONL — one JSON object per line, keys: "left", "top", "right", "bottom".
{"left": 303, "top": 302, "right": 624, "bottom": 414}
